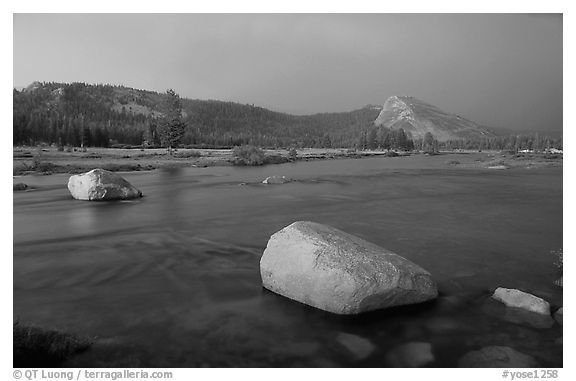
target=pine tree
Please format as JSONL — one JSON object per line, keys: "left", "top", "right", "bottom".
{"left": 423, "top": 132, "right": 435, "bottom": 153}
{"left": 159, "top": 89, "right": 186, "bottom": 155}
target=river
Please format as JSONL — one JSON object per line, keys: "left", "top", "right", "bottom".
{"left": 13, "top": 153, "right": 563, "bottom": 367}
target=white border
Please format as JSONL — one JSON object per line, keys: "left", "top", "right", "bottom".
{"left": 3, "top": 2, "right": 573, "bottom": 380}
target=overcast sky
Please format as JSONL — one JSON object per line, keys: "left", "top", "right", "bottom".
{"left": 14, "top": 13, "right": 562, "bottom": 132}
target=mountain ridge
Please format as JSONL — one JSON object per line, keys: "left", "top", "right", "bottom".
{"left": 374, "top": 95, "right": 495, "bottom": 141}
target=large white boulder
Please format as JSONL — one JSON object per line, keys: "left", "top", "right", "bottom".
{"left": 68, "top": 169, "right": 142, "bottom": 201}
{"left": 491, "top": 288, "right": 550, "bottom": 315}
{"left": 260, "top": 221, "right": 438, "bottom": 314}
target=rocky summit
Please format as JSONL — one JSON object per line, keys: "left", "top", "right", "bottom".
{"left": 374, "top": 95, "right": 495, "bottom": 141}
{"left": 67, "top": 169, "right": 143, "bottom": 201}
{"left": 260, "top": 221, "right": 438, "bottom": 314}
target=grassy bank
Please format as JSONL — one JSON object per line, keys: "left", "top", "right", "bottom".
{"left": 12, "top": 146, "right": 407, "bottom": 176}
{"left": 447, "top": 151, "right": 563, "bottom": 170}
{"left": 13, "top": 146, "right": 561, "bottom": 176}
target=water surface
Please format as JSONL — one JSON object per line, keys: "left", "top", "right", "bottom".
{"left": 13, "top": 154, "right": 563, "bottom": 367}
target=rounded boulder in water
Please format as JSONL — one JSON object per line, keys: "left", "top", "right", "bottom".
{"left": 260, "top": 221, "right": 438, "bottom": 314}
{"left": 67, "top": 169, "right": 143, "bottom": 201}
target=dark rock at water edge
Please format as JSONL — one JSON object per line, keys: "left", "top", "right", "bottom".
{"left": 336, "top": 333, "right": 375, "bottom": 360}
{"left": 458, "top": 346, "right": 539, "bottom": 368}
{"left": 385, "top": 342, "right": 435, "bottom": 367}
{"left": 13, "top": 183, "right": 28, "bottom": 191}
{"left": 481, "top": 297, "right": 555, "bottom": 329}
{"left": 554, "top": 308, "right": 563, "bottom": 326}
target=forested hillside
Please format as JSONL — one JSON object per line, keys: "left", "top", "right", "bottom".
{"left": 13, "top": 82, "right": 562, "bottom": 151}
{"left": 13, "top": 82, "right": 380, "bottom": 148}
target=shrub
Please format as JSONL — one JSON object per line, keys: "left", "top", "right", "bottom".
{"left": 552, "top": 249, "right": 563, "bottom": 287}
{"left": 14, "top": 321, "right": 93, "bottom": 367}
{"left": 288, "top": 148, "right": 298, "bottom": 161}
{"left": 264, "top": 155, "right": 289, "bottom": 165}
{"left": 545, "top": 154, "right": 561, "bottom": 160}
{"left": 31, "top": 157, "right": 55, "bottom": 173}
{"left": 83, "top": 153, "right": 102, "bottom": 159}
{"left": 14, "top": 151, "right": 33, "bottom": 158}
{"left": 447, "top": 160, "right": 460, "bottom": 165}
{"left": 175, "top": 150, "right": 202, "bottom": 159}
{"left": 232, "top": 145, "right": 266, "bottom": 166}
{"left": 552, "top": 248, "right": 563, "bottom": 270}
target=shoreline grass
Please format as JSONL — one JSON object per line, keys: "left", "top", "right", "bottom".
{"left": 13, "top": 147, "right": 561, "bottom": 176}
{"left": 13, "top": 321, "right": 93, "bottom": 367}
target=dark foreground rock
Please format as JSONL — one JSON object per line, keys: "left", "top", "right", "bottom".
{"left": 260, "top": 221, "right": 438, "bottom": 314}
{"left": 13, "top": 183, "right": 28, "bottom": 191}
{"left": 458, "top": 346, "right": 539, "bottom": 368}
{"left": 554, "top": 307, "right": 563, "bottom": 325}
{"left": 385, "top": 342, "right": 435, "bottom": 367}
{"left": 336, "top": 333, "right": 375, "bottom": 360}
{"left": 492, "top": 287, "right": 550, "bottom": 315}
{"left": 14, "top": 322, "right": 93, "bottom": 367}
{"left": 67, "top": 169, "right": 142, "bottom": 201}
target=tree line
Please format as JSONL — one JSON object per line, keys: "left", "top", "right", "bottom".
{"left": 13, "top": 82, "right": 562, "bottom": 151}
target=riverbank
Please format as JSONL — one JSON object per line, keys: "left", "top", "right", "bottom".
{"left": 12, "top": 147, "right": 384, "bottom": 176}
{"left": 13, "top": 147, "right": 562, "bottom": 177}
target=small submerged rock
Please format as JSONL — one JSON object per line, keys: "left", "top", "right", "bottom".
{"left": 260, "top": 221, "right": 437, "bottom": 314}
{"left": 491, "top": 287, "right": 550, "bottom": 315}
{"left": 336, "top": 333, "right": 375, "bottom": 360}
{"left": 385, "top": 342, "right": 435, "bottom": 367}
{"left": 262, "top": 176, "right": 292, "bottom": 184}
{"left": 481, "top": 297, "right": 554, "bottom": 329}
{"left": 13, "top": 183, "right": 28, "bottom": 191}
{"left": 458, "top": 346, "right": 539, "bottom": 368}
{"left": 425, "top": 316, "right": 469, "bottom": 333}
{"left": 503, "top": 306, "right": 555, "bottom": 329}
{"left": 67, "top": 169, "right": 143, "bottom": 201}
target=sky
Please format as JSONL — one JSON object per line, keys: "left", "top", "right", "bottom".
{"left": 13, "top": 13, "right": 562, "bottom": 132}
